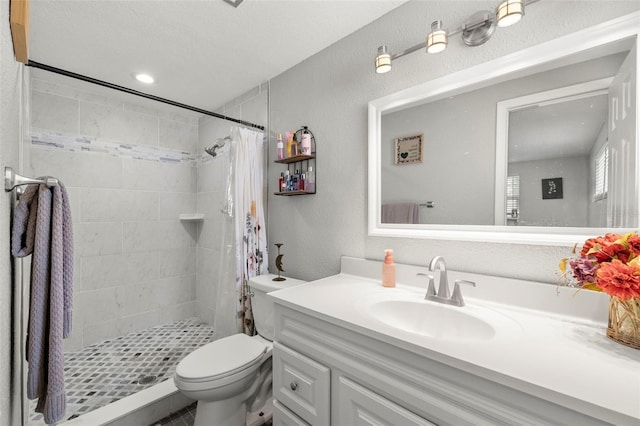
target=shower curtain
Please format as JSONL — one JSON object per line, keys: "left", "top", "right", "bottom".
{"left": 231, "top": 127, "right": 268, "bottom": 335}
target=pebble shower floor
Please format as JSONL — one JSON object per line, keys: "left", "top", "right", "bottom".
{"left": 29, "top": 317, "right": 215, "bottom": 425}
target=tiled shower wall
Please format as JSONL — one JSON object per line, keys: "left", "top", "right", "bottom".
{"left": 196, "top": 83, "right": 269, "bottom": 338}
{"left": 27, "top": 73, "right": 200, "bottom": 351}
{"left": 27, "top": 71, "right": 269, "bottom": 351}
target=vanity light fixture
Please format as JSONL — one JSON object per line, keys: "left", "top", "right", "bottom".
{"left": 134, "top": 73, "right": 155, "bottom": 84}
{"left": 426, "top": 21, "right": 447, "bottom": 54}
{"left": 375, "top": 45, "right": 392, "bottom": 74}
{"left": 497, "top": 0, "right": 525, "bottom": 27}
{"left": 375, "top": 0, "right": 538, "bottom": 73}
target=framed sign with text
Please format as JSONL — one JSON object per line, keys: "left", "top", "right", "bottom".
{"left": 395, "top": 133, "right": 423, "bottom": 165}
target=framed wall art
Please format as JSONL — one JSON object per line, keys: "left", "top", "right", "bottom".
{"left": 542, "top": 177, "right": 563, "bottom": 199}
{"left": 395, "top": 133, "right": 423, "bottom": 165}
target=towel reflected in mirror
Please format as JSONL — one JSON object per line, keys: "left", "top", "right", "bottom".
{"left": 381, "top": 203, "right": 420, "bottom": 224}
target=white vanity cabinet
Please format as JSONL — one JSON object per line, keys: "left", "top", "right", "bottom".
{"left": 273, "top": 342, "right": 330, "bottom": 425}
{"left": 271, "top": 303, "right": 617, "bottom": 426}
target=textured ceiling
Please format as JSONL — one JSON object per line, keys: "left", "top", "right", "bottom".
{"left": 28, "top": 0, "right": 407, "bottom": 112}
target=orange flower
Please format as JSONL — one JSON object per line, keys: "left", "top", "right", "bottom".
{"left": 581, "top": 233, "right": 620, "bottom": 257}
{"left": 600, "top": 243, "right": 631, "bottom": 264}
{"left": 596, "top": 259, "right": 640, "bottom": 300}
{"left": 628, "top": 235, "right": 640, "bottom": 255}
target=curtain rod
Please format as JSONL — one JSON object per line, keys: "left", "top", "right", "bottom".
{"left": 26, "top": 60, "right": 265, "bottom": 131}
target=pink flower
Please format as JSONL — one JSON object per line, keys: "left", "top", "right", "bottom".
{"left": 596, "top": 260, "right": 640, "bottom": 300}
{"left": 569, "top": 257, "right": 598, "bottom": 285}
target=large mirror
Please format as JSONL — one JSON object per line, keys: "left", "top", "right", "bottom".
{"left": 368, "top": 12, "right": 639, "bottom": 245}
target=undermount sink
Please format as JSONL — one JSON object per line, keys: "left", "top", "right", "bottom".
{"left": 359, "top": 290, "right": 521, "bottom": 342}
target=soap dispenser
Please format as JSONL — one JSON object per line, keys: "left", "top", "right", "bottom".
{"left": 382, "top": 249, "right": 396, "bottom": 288}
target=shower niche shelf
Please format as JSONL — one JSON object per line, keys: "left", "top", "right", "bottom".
{"left": 275, "top": 126, "right": 316, "bottom": 196}
{"left": 179, "top": 214, "right": 204, "bottom": 222}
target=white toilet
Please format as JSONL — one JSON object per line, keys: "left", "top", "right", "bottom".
{"left": 174, "top": 274, "right": 306, "bottom": 426}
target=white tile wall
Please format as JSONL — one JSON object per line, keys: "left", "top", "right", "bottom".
{"left": 29, "top": 77, "right": 200, "bottom": 350}
{"left": 31, "top": 91, "right": 79, "bottom": 134}
{"left": 29, "top": 75, "right": 267, "bottom": 351}
{"left": 79, "top": 102, "right": 159, "bottom": 146}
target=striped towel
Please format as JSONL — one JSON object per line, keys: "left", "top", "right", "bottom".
{"left": 11, "top": 182, "right": 73, "bottom": 424}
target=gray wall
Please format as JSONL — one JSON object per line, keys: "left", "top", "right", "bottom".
{"left": 268, "top": 0, "right": 640, "bottom": 283}
{"left": 509, "top": 156, "right": 589, "bottom": 227}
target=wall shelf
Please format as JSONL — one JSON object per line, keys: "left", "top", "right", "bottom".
{"left": 275, "top": 154, "right": 315, "bottom": 164}
{"left": 179, "top": 213, "right": 204, "bottom": 222}
{"left": 275, "top": 126, "right": 317, "bottom": 195}
{"left": 275, "top": 190, "right": 316, "bottom": 196}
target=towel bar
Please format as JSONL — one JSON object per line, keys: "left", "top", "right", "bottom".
{"left": 4, "top": 167, "right": 59, "bottom": 192}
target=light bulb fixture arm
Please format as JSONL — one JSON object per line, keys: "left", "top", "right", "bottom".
{"left": 390, "top": 42, "right": 424, "bottom": 60}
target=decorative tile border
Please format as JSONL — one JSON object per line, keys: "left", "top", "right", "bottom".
{"left": 31, "top": 129, "right": 198, "bottom": 165}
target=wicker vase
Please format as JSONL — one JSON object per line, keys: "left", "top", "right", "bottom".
{"left": 607, "top": 296, "right": 640, "bottom": 349}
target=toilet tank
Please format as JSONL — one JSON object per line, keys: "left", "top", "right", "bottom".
{"left": 249, "top": 274, "right": 306, "bottom": 341}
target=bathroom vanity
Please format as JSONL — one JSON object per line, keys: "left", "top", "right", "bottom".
{"left": 270, "top": 257, "right": 640, "bottom": 426}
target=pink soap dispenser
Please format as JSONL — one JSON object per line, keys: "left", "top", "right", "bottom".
{"left": 382, "top": 249, "right": 396, "bottom": 288}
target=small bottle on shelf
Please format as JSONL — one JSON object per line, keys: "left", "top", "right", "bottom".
{"left": 290, "top": 133, "right": 300, "bottom": 157}
{"left": 285, "top": 131, "right": 293, "bottom": 157}
{"left": 301, "top": 128, "right": 312, "bottom": 156}
{"left": 281, "top": 170, "right": 289, "bottom": 192}
{"left": 292, "top": 171, "right": 298, "bottom": 191}
{"left": 288, "top": 172, "right": 294, "bottom": 191}
{"left": 305, "top": 166, "right": 315, "bottom": 193}
{"left": 276, "top": 133, "right": 284, "bottom": 160}
{"left": 278, "top": 172, "right": 284, "bottom": 193}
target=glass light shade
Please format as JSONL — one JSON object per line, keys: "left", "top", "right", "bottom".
{"left": 426, "top": 21, "right": 447, "bottom": 54}
{"left": 375, "top": 46, "right": 392, "bottom": 74}
{"left": 497, "top": 0, "right": 524, "bottom": 28}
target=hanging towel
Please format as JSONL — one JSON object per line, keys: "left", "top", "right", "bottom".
{"left": 11, "top": 182, "right": 73, "bottom": 425}
{"left": 381, "top": 203, "right": 420, "bottom": 224}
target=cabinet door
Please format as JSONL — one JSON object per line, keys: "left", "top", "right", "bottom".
{"left": 273, "top": 400, "right": 311, "bottom": 426}
{"left": 337, "top": 376, "right": 436, "bottom": 426}
{"left": 273, "top": 342, "right": 330, "bottom": 425}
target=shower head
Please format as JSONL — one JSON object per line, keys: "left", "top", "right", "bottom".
{"left": 204, "top": 136, "right": 230, "bottom": 157}
{"left": 205, "top": 145, "right": 220, "bottom": 157}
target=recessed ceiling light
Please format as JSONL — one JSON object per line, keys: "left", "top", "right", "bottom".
{"left": 134, "top": 73, "right": 154, "bottom": 84}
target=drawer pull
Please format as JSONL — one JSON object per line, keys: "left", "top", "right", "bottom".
{"left": 290, "top": 382, "right": 298, "bottom": 391}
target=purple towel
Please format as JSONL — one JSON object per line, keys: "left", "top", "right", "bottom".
{"left": 381, "top": 203, "right": 420, "bottom": 224}
{"left": 11, "top": 182, "right": 73, "bottom": 424}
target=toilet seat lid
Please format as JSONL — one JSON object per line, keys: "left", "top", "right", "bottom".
{"left": 176, "top": 333, "right": 267, "bottom": 382}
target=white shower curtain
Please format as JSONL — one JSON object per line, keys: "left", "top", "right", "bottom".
{"left": 231, "top": 127, "right": 268, "bottom": 335}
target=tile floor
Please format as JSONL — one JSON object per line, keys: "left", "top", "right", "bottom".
{"left": 29, "top": 318, "right": 215, "bottom": 425}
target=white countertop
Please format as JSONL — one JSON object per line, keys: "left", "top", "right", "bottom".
{"left": 270, "top": 257, "right": 640, "bottom": 425}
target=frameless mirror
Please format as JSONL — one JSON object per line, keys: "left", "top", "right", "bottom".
{"left": 368, "top": 12, "right": 639, "bottom": 245}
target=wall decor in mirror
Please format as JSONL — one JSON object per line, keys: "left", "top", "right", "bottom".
{"left": 368, "top": 12, "right": 639, "bottom": 246}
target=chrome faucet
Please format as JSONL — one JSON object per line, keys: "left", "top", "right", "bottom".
{"left": 417, "top": 256, "right": 476, "bottom": 307}
{"left": 429, "top": 256, "right": 449, "bottom": 299}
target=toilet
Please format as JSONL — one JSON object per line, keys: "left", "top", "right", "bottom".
{"left": 174, "top": 274, "right": 306, "bottom": 426}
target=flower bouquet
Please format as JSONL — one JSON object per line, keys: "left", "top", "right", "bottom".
{"left": 560, "top": 232, "right": 640, "bottom": 349}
